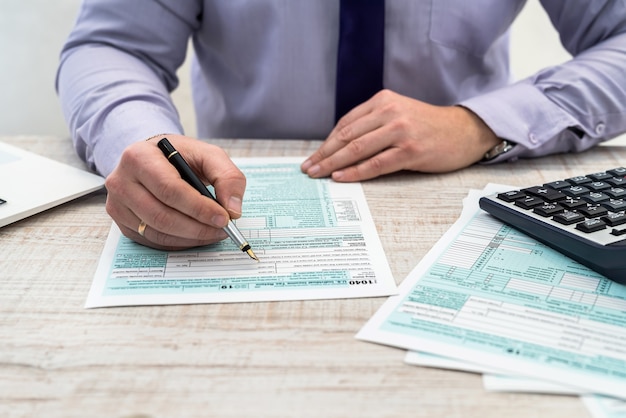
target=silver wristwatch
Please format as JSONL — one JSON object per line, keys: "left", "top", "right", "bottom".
{"left": 483, "top": 140, "right": 514, "bottom": 161}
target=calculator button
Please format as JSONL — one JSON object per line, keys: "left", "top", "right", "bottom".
{"left": 544, "top": 180, "right": 570, "bottom": 190}
{"left": 611, "top": 227, "right": 626, "bottom": 236}
{"left": 562, "top": 185, "right": 590, "bottom": 197}
{"left": 578, "top": 205, "right": 608, "bottom": 218}
{"left": 580, "top": 192, "right": 610, "bottom": 204}
{"left": 514, "top": 196, "right": 544, "bottom": 209}
{"left": 533, "top": 202, "right": 564, "bottom": 217}
{"left": 606, "top": 177, "right": 626, "bottom": 187}
{"left": 588, "top": 172, "right": 612, "bottom": 181}
{"left": 522, "top": 186, "right": 566, "bottom": 201}
{"left": 497, "top": 190, "right": 526, "bottom": 202}
{"left": 608, "top": 167, "right": 626, "bottom": 176}
{"left": 606, "top": 187, "right": 626, "bottom": 199}
{"left": 576, "top": 218, "right": 607, "bottom": 233}
{"left": 566, "top": 175, "right": 592, "bottom": 185}
{"left": 601, "top": 199, "right": 626, "bottom": 212}
{"left": 553, "top": 210, "right": 585, "bottom": 225}
{"left": 560, "top": 196, "right": 587, "bottom": 210}
{"left": 603, "top": 211, "right": 626, "bottom": 226}
{"left": 587, "top": 181, "right": 611, "bottom": 191}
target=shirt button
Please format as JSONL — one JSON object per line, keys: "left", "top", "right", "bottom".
{"left": 529, "top": 133, "right": 538, "bottom": 144}
{"left": 595, "top": 123, "right": 606, "bottom": 135}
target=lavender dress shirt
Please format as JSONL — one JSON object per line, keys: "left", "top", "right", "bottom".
{"left": 57, "top": 0, "right": 626, "bottom": 176}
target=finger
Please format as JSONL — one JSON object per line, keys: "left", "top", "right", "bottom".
{"left": 122, "top": 140, "right": 232, "bottom": 230}
{"left": 301, "top": 100, "right": 375, "bottom": 174}
{"left": 308, "top": 122, "right": 394, "bottom": 179}
{"left": 327, "top": 97, "right": 375, "bottom": 138}
{"left": 171, "top": 141, "right": 247, "bottom": 220}
{"left": 303, "top": 116, "right": 388, "bottom": 179}
{"left": 106, "top": 147, "right": 229, "bottom": 242}
{"left": 119, "top": 220, "right": 227, "bottom": 251}
{"left": 331, "top": 146, "right": 413, "bottom": 182}
{"left": 106, "top": 180, "right": 228, "bottom": 248}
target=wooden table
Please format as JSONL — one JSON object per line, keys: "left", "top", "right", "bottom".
{"left": 3, "top": 135, "right": 624, "bottom": 418}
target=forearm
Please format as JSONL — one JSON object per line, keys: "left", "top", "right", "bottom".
{"left": 57, "top": 45, "right": 183, "bottom": 177}
{"left": 56, "top": 0, "right": 200, "bottom": 176}
{"left": 461, "top": 30, "right": 626, "bottom": 163}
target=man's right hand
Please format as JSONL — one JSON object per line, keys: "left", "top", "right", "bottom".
{"left": 104, "top": 134, "right": 247, "bottom": 250}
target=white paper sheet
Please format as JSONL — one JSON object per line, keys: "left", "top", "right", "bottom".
{"left": 86, "top": 158, "right": 397, "bottom": 308}
{"left": 358, "top": 184, "right": 626, "bottom": 400}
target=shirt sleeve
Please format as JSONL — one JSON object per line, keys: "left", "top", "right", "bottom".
{"left": 56, "top": 0, "right": 202, "bottom": 176}
{"left": 459, "top": 0, "right": 626, "bottom": 164}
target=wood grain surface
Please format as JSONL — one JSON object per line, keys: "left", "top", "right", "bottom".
{"left": 3, "top": 135, "right": 622, "bottom": 418}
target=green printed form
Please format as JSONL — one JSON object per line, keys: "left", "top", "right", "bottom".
{"left": 358, "top": 185, "right": 626, "bottom": 401}
{"left": 86, "top": 158, "right": 397, "bottom": 308}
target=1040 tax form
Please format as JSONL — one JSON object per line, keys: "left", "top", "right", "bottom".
{"left": 358, "top": 184, "right": 626, "bottom": 401}
{"left": 85, "top": 158, "right": 397, "bottom": 308}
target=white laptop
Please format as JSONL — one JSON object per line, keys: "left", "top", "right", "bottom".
{"left": 0, "top": 141, "right": 105, "bottom": 227}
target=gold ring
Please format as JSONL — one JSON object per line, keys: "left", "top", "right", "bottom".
{"left": 137, "top": 220, "right": 147, "bottom": 237}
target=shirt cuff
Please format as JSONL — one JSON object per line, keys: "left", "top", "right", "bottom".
{"left": 459, "top": 81, "right": 582, "bottom": 163}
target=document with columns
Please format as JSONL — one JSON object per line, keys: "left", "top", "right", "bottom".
{"left": 358, "top": 185, "right": 626, "bottom": 401}
{"left": 85, "top": 157, "right": 397, "bottom": 308}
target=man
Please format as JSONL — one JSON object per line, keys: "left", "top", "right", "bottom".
{"left": 57, "top": 0, "right": 626, "bottom": 250}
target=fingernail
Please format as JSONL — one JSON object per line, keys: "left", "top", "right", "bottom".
{"left": 307, "top": 164, "right": 320, "bottom": 177}
{"left": 332, "top": 170, "right": 344, "bottom": 181}
{"left": 301, "top": 159, "right": 312, "bottom": 171}
{"left": 227, "top": 196, "right": 242, "bottom": 216}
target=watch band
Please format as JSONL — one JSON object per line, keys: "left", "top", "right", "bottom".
{"left": 483, "top": 140, "right": 514, "bottom": 161}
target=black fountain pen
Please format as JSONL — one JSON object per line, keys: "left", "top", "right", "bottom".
{"left": 157, "top": 138, "right": 259, "bottom": 261}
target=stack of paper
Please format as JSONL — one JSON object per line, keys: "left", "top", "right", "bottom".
{"left": 357, "top": 184, "right": 626, "bottom": 418}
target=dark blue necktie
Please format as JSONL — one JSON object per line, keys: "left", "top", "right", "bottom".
{"left": 335, "top": 0, "right": 385, "bottom": 122}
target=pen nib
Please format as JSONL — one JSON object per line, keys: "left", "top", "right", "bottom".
{"left": 246, "top": 249, "right": 260, "bottom": 262}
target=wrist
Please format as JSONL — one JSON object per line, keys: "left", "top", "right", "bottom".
{"left": 455, "top": 105, "right": 507, "bottom": 162}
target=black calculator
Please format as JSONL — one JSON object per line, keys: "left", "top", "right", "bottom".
{"left": 479, "top": 167, "right": 626, "bottom": 283}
